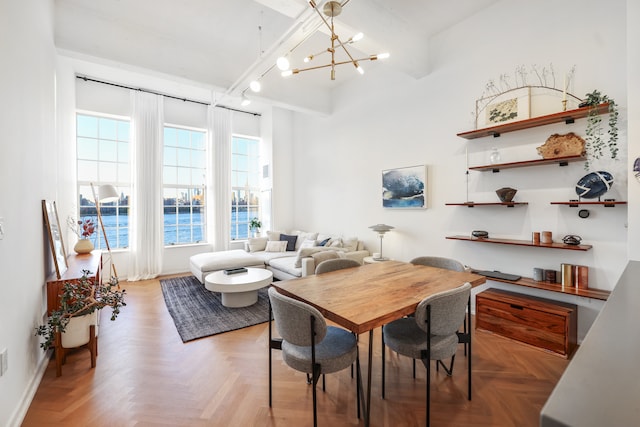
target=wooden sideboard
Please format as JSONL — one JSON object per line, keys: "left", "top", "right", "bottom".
{"left": 46, "top": 251, "right": 102, "bottom": 315}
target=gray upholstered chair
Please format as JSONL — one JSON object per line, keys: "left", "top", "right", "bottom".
{"left": 381, "top": 282, "right": 472, "bottom": 427}
{"left": 268, "top": 287, "right": 359, "bottom": 426}
{"left": 315, "top": 258, "right": 361, "bottom": 274}
{"left": 410, "top": 256, "right": 466, "bottom": 272}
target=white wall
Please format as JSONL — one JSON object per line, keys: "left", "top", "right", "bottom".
{"left": 628, "top": 0, "right": 640, "bottom": 261}
{"left": 291, "top": 0, "right": 628, "bottom": 340}
{"left": 0, "top": 1, "right": 56, "bottom": 425}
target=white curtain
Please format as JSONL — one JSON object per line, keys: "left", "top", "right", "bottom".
{"left": 128, "top": 90, "right": 164, "bottom": 280}
{"left": 207, "top": 105, "right": 231, "bottom": 251}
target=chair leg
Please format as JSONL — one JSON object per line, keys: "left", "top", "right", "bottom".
{"left": 413, "top": 359, "right": 416, "bottom": 378}
{"left": 426, "top": 359, "right": 431, "bottom": 427}
{"left": 436, "top": 355, "right": 456, "bottom": 376}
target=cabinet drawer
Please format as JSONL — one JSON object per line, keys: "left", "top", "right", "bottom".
{"left": 476, "top": 288, "right": 577, "bottom": 358}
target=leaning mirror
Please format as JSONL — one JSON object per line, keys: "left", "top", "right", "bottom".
{"left": 42, "top": 200, "right": 68, "bottom": 279}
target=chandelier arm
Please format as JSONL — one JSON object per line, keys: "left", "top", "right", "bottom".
{"left": 292, "top": 57, "right": 375, "bottom": 74}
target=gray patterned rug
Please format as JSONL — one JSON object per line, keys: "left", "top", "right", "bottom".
{"left": 160, "top": 275, "right": 270, "bottom": 342}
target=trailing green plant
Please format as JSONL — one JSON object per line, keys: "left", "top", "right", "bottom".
{"left": 581, "top": 90, "right": 618, "bottom": 170}
{"left": 249, "top": 217, "right": 262, "bottom": 231}
{"left": 35, "top": 271, "right": 126, "bottom": 351}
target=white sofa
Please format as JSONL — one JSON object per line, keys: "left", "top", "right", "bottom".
{"left": 245, "top": 230, "right": 370, "bottom": 281}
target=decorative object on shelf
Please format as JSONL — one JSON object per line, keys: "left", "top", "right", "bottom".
{"left": 471, "top": 230, "right": 489, "bottom": 239}
{"left": 573, "top": 265, "right": 589, "bottom": 289}
{"left": 382, "top": 165, "right": 426, "bottom": 209}
{"left": 575, "top": 171, "right": 614, "bottom": 199}
{"left": 578, "top": 209, "right": 590, "bottom": 218}
{"left": 249, "top": 217, "right": 262, "bottom": 238}
{"left": 279, "top": 1, "right": 389, "bottom": 81}
{"left": 634, "top": 157, "right": 640, "bottom": 183}
{"left": 489, "top": 147, "right": 502, "bottom": 164}
{"left": 477, "top": 87, "right": 531, "bottom": 128}
{"left": 562, "top": 235, "right": 582, "bottom": 246}
{"left": 91, "top": 183, "right": 119, "bottom": 281}
{"left": 536, "top": 132, "right": 585, "bottom": 159}
{"left": 561, "top": 263, "right": 574, "bottom": 287}
{"left": 541, "top": 231, "right": 553, "bottom": 244}
{"left": 532, "top": 232, "right": 540, "bottom": 245}
{"left": 580, "top": 90, "right": 618, "bottom": 170}
{"left": 42, "top": 200, "right": 68, "bottom": 279}
{"left": 544, "top": 269, "right": 557, "bottom": 283}
{"left": 369, "top": 224, "right": 394, "bottom": 260}
{"left": 495, "top": 187, "right": 517, "bottom": 202}
{"left": 533, "top": 267, "right": 544, "bottom": 281}
{"left": 35, "top": 271, "right": 125, "bottom": 364}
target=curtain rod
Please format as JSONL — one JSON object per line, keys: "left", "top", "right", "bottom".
{"left": 75, "top": 75, "right": 261, "bottom": 117}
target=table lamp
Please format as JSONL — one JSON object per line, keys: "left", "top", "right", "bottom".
{"left": 369, "top": 224, "right": 394, "bottom": 261}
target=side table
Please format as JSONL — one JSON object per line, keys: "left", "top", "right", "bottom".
{"left": 363, "top": 256, "right": 391, "bottom": 265}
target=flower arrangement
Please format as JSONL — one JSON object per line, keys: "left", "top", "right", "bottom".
{"left": 68, "top": 216, "right": 96, "bottom": 239}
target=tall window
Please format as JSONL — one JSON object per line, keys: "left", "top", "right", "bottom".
{"left": 231, "top": 135, "right": 261, "bottom": 240}
{"left": 163, "top": 125, "right": 206, "bottom": 245}
{"left": 76, "top": 113, "right": 130, "bottom": 249}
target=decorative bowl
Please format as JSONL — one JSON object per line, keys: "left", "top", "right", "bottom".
{"left": 471, "top": 230, "right": 489, "bottom": 239}
{"left": 496, "top": 187, "right": 517, "bottom": 203}
{"left": 575, "top": 171, "right": 613, "bottom": 199}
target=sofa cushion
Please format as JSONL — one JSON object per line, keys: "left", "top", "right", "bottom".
{"left": 247, "top": 237, "right": 268, "bottom": 252}
{"left": 342, "top": 237, "right": 359, "bottom": 252}
{"left": 268, "top": 256, "right": 303, "bottom": 278}
{"left": 267, "top": 230, "right": 283, "bottom": 241}
{"left": 280, "top": 233, "right": 298, "bottom": 251}
{"left": 294, "top": 246, "right": 344, "bottom": 268}
{"left": 300, "top": 238, "right": 317, "bottom": 249}
{"left": 266, "top": 240, "right": 287, "bottom": 252}
{"left": 311, "top": 250, "right": 340, "bottom": 265}
{"left": 293, "top": 232, "right": 319, "bottom": 250}
{"left": 317, "top": 237, "right": 331, "bottom": 246}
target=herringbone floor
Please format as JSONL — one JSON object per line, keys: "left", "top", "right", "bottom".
{"left": 23, "top": 275, "right": 568, "bottom": 426}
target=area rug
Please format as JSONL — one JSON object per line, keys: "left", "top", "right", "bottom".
{"left": 160, "top": 275, "right": 270, "bottom": 342}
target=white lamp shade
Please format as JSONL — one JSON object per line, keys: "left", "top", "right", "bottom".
{"left": 369, "top": 224, "right": 394, "bottom": 234}
{"left": 98, "top": 184, "right": 119, "bottom": 203}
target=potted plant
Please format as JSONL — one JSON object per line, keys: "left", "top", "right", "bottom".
{"left": 580, "top": 90, "right": 619, "bottom": 170}
{"left": 249, "top": 217, "right": 262, "bottom": 237}
{"left": 68, "top": 216, "right": 97, "bottom": 254}
{"left": 35, "top": 270, "right": 126, "bottom": 352}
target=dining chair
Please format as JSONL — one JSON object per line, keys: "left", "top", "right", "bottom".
{"left": 315, "top": 258, "right": 361, "bottom": 274}
{"left": 381, "top": 282, "right": 472, "bottom": 427}
{"left": 268, "top": 287, "right": 359, "bottom": 427}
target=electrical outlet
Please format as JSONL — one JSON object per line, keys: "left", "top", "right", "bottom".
{"left": 0, "top": 217, "right": 5, "bottom": 240}
{"left": 0, "top": 348, "right": 7, "bottom": 376}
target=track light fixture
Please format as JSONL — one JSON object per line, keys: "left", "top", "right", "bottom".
{"left": 282, "top": 1, "right": 389, "bottom": 80}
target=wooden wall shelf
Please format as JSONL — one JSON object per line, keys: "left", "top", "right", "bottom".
{"left": 551, "top": 201, "right": 627, "bottom": 207}
{"left": 472, "top": 273, "right": 610, "bottom": 301}
{"left": 469, "top": 155, "right": 585, "bottom": 172}
{"left": 446, "top": 235, "right": 592, "bottom": 251}
{"left": 445, "top": 202, "right": 528, "bottom": 207}
{"left": 457, "top": 103, "right": 610, "bottom": 139}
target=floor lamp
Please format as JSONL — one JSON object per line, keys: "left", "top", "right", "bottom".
{"left": 369, "top": 224, "right": 394, "bottom": 261}
{"left": 91, "top": 183, "right": 119, "bottom": 282}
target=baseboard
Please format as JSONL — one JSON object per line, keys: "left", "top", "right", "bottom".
{"left": 8, "top": 350, "right": 50, "bottom": 427}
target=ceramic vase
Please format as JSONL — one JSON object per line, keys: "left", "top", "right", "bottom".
{"left": 74, "top": 238, "right": 94, "bottom": 254}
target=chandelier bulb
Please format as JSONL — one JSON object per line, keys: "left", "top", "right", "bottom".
{"left": 276, "top": 56, "right": 290, "bottom": 71}
{"left": 281, "top": 70, "right": 293, "bottom": 77}
{"left": 351, "top": 32, "right": 364, "bottom": 42}
{"left": 377, "top": 52, "right": 390, "bottom": 60}
{"left": 249, "top": 80, "right": 261, "bottom": 93}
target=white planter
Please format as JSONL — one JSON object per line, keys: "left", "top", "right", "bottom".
{"left": 61, "top": 311, "right": 98, "bottom": 348}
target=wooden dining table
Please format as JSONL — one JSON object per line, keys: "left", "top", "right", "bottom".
{"left": 270, "top": 260, "right": 486, "bottom": 426}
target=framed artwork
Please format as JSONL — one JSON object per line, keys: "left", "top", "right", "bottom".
{"left": 42, "top": 200, "right": 68, "bottom": 279}
{"left": 382, "top": 165, "right": 427, "bottom": 209}
{"left": 476, "top": 86, "right": 531, "bottom": 129}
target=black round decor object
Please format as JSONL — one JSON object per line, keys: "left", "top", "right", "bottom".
{"left": 578, "top": 209, "right": 590, "bottom": 218}
{"left": 471, "top": 230, "right": 489, "bottom": 238}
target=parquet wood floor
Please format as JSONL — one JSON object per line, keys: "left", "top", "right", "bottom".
{"left": 22, "top": 275, "right": 569, "bottom": 426}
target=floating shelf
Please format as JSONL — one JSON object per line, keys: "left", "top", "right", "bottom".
{"left": 469, "top": 155, "right": 585, "bottom": 172}
{"left": 446, "top": 235, "right": 592, "bottom": 251}
{"left": 470, "top": 271, "right": 610, "bottom": 301}
{"left": 457, "top": 103, "right": 610, "bottom": 139}
{"left": 551, "top": 201, "right": 627, "bottom": 207}
{"left": 445, "top": 202, "right": 528, "bottom": 208}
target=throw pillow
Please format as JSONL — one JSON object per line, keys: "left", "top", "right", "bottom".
{"left": 317, "top": 237, "right": 331, "bottom": 246}
{"left": 328, "top": 238, "right": 343, "bottom": 248}
{"left": 341, "top": 237, "right": 359, "bottom": 252}
{"left": 294, "top": 232, "right": 319, "bottom": 250}
{"left": 300, "top": 239, "right": 317, "bottom": 249}
{"left": 265, "top": 240, "right": 287, "bottom": 252}
{"left": 247, "top": 237, "right": 268, "bottom": 252}
{"left": 267, "top": 231, "right": 282, "bottom": 241}
{"left": 311, "top": 250, "right": 340, "bottom": 266}
{"left": 280, "top": 233, "right": 298, "bottom": 251}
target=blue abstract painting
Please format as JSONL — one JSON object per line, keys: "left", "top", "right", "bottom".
{"left": 382, "top": 165, "right": 426, "bottom": 208}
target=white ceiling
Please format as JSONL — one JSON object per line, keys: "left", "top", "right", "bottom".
{"left": 54, "top": 0, "right": 499, "bottom": 114}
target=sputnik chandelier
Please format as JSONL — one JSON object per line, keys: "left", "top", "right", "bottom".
{"left": 279, "top": 0, "right": 389, "bottom": 80}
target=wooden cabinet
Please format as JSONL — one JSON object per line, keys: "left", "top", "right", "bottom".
{"left": 46, "top": 251, "right": 102, "bottom": 315}
{"left": 476, "top": 288, "right": 577, "bottom": 358}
